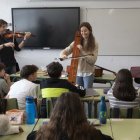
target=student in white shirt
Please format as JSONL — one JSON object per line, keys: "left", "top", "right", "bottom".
{"left": 7, "top": 65, "right": 38, "bottom": 110}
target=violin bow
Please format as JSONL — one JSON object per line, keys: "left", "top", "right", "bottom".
{"left": 13, "top": 25, "right": 16, "bottom": 43}
{"left": 55, "top": 54, "right": 94, "bottom": 61}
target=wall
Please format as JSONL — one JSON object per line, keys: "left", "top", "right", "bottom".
{"left": 1, "top": 0, "right": 140, "bottom": 72}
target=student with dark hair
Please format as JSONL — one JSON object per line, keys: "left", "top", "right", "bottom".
{"left": 0, "top": 63, "right": 11, "bottom": 98}
{"left": 41, "top": 62, "right": 86, "bottom": 98}
{"left": 107, "top": 69, "right": 140, "bottom": 111}
{"left": 60, "top": 22, "right": 98, "bottom": 88}
{"left": 34, "top": 93, "right": 113, "bottom": 140}
{"left": 0, "top": 19, "right": 31, "bottom": 74}
{"left": 7, "top": 65, "right": 39, "bottom": 110}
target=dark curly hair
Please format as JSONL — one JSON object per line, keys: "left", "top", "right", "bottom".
{"left": 47, "top": 62, "right": 63, "bottom": 78}
{"left": 20, "top": 65, "right": 38, "bottom": 79}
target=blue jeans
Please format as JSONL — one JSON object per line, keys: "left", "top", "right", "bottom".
{"left": 76, "top": 74, "right": 94, "bottom": 89}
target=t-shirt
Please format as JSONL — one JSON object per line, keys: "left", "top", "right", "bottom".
{"left": 8, "top": 79, "right": 38, "bottom": 110}
{"left": 0, "top": 37, "right": 20, "bottom": 67}
{"left": 0, "top": 78, "right": 9, "bottom": 98}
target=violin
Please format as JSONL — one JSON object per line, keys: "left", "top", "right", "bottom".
{"left": 2, "top": 29, "right": 35, "bottom": 39}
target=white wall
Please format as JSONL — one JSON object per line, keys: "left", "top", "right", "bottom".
{"left": 1, "top": 0, "right": 140, "bottom": 72}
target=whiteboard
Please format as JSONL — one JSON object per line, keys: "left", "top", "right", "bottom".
{"left": 87, "top": 8, "right": 140, "bottom": 55}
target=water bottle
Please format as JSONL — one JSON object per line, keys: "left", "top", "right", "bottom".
{"left": 26, "top": 96, "right": 35, "bottom": 124}
{"left": 99, "top": 96, "right": 107, "bottom": 124}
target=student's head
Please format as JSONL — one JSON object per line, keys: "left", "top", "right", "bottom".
{"left": 47, "top": 62, "right": 63, "bottom": 78}
{"left": 0, "top": 19, "right": 7, "bottom": 33}
{"left": 0, "top": 63, "right": 6, "bottom": 77}
{"left": 79, "top": 22, "right": 95, "bottom": 51}
{"left": 113, "top": 69, "right": 136, "bottom": 101}
{"left": 36, "top": 92, "right": 87, "bottom": 140}
{"left": 20, "top": 65, "right": 38, "bottom": 81}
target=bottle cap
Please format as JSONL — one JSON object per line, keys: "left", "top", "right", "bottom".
{"left": 26, "top": 96, "right": 34, "bottom": 103}
{"left": 101, "top": 96, "right": 105, "bottom": 100}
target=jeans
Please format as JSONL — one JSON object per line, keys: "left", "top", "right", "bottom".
{"left": 76, "top": 74, "right": 94, "bottom": 89}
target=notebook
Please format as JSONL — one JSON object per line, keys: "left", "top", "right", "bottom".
{"left": 85, "top": 88, "right": 100, "bottom": 97}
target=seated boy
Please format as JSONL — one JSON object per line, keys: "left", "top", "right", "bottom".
{"left": 7, "top": 65, "right": 39, "bottom": 110}
{"left": 41, "top": 62, "right": 86, "bottom": 98}
{"left": 0, "top": 63, "right": 11, "bottom": 98}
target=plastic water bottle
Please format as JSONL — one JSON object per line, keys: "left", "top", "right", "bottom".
{"left": 99, "top": 96, "right": 107, "bottom": 124}
{"left": 26, "top": 96, "right": 35, "bottom": 124}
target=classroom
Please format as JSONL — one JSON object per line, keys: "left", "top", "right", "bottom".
{"left": 0, "top": 0, "right": 140, "bottom": 140}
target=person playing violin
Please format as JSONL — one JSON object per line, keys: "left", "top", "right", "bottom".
{"left": 60, "top": 22, "right": 98, "bottom": 89}
{"left": 0, "top": 19, "right": 31, "bottom": 74}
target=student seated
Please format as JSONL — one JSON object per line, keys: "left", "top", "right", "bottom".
{"left": 27, "top": 93, "right": 113, "bottom": 140}
{"left": 0, "top": 63, "right": 11, "bottom": 98}
{"left": 41, "top": 62, "right": 86, "bottom": 98}
{"left": 0, "top": 114, "right": 23, "bottom": 135}
{"left": 107, "top": 69, "right": 140, "bottom": 117}
{"left": 7, "top": 65, "right": 39, "bottom": 110}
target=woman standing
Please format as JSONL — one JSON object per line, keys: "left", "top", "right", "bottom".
{"left": 60, "top": 22, "right": 98, "bottom": 88}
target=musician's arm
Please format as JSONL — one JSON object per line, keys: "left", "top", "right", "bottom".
{"left": 18, "top": 32, "right": 31, "bottom": 49}
{"left": 60, "top": 42, "right": 74, "bottom": 58}
{"left": 83, "top": 43, "right": 98, "bottom": 65}
{"left": 0, "top": 44, "right": 4, "bottom": 50}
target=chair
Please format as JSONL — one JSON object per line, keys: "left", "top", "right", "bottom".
{"left": 131, "top": 66, "right": 140, "bottom": 86}
{"left": 6, "top": 98, "right": 19, "bottom": 111}
{"left": 0, "top": 98, "right": 18, "bottom": 114}
{"left": 109, "top": 98, "right": 140, "bottom": 118}
{"left": 40, "top": 97, "right": 57, "bottom": 118}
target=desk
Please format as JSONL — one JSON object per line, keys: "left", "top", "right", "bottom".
{"left": 109, "top": 119, "right": 140, "bottom": 140}
{"left": 10, "top": 71, "right": 115, "bottom": 85}
{"left": 1, "top": 119, "right": 139, "bottom": 140}
{"left": 94, "top": 73, "right": 116, "bottom": 86}
{"left": 0, "top": 123, "right": 34, "bottom": 140}
{"left": 34, "top": 119, "right": 140, "bottom": 140}
{"left": 34, "top": 119, "right": 112, "bottom": 136}
{"left": 81, "top": 89, "right": 108, "bottom": 118}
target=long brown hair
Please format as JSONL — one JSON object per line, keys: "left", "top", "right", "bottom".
{"left": 79, "top": 22, "right": 96, "bottom": 52}
{"left": 113, "top": 69, "right": 136, "bottom": 101}
{"left": 36, "top": 93, "right": 101, "bottom": 140}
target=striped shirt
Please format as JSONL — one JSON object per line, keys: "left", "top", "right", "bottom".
{"left": 107, "top": 89, "right": 140, "bottom": 109}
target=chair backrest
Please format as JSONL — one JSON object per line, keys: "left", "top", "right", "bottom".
{"left": 130, "top": 66, "right": 140, "bottom": 78}
{"left": 40, "top": 97, "right": 58, "bottom": 118}
{"left": 108, "top": 94, "right": 140, "bottom": 118}
{"left": 0, "top": 98, "right": 18, "bottom": 114}
{"left": 6, "top": 98, "right": 19, "bottom": 111}
{"left": 41, "top": 88, "right": 69, "bottom": 98}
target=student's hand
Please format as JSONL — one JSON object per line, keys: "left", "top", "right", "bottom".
{"left": 19, "top": 126, "right": 24, "bottom": 133}
{"left": 24, "top": 32, "right": 31, "bottom": 40}
{"left": 4, "top": 42, "right": 15, "bottom": 48}
{"left": 4, "top": 73, "right": 11, "bottom": 82}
